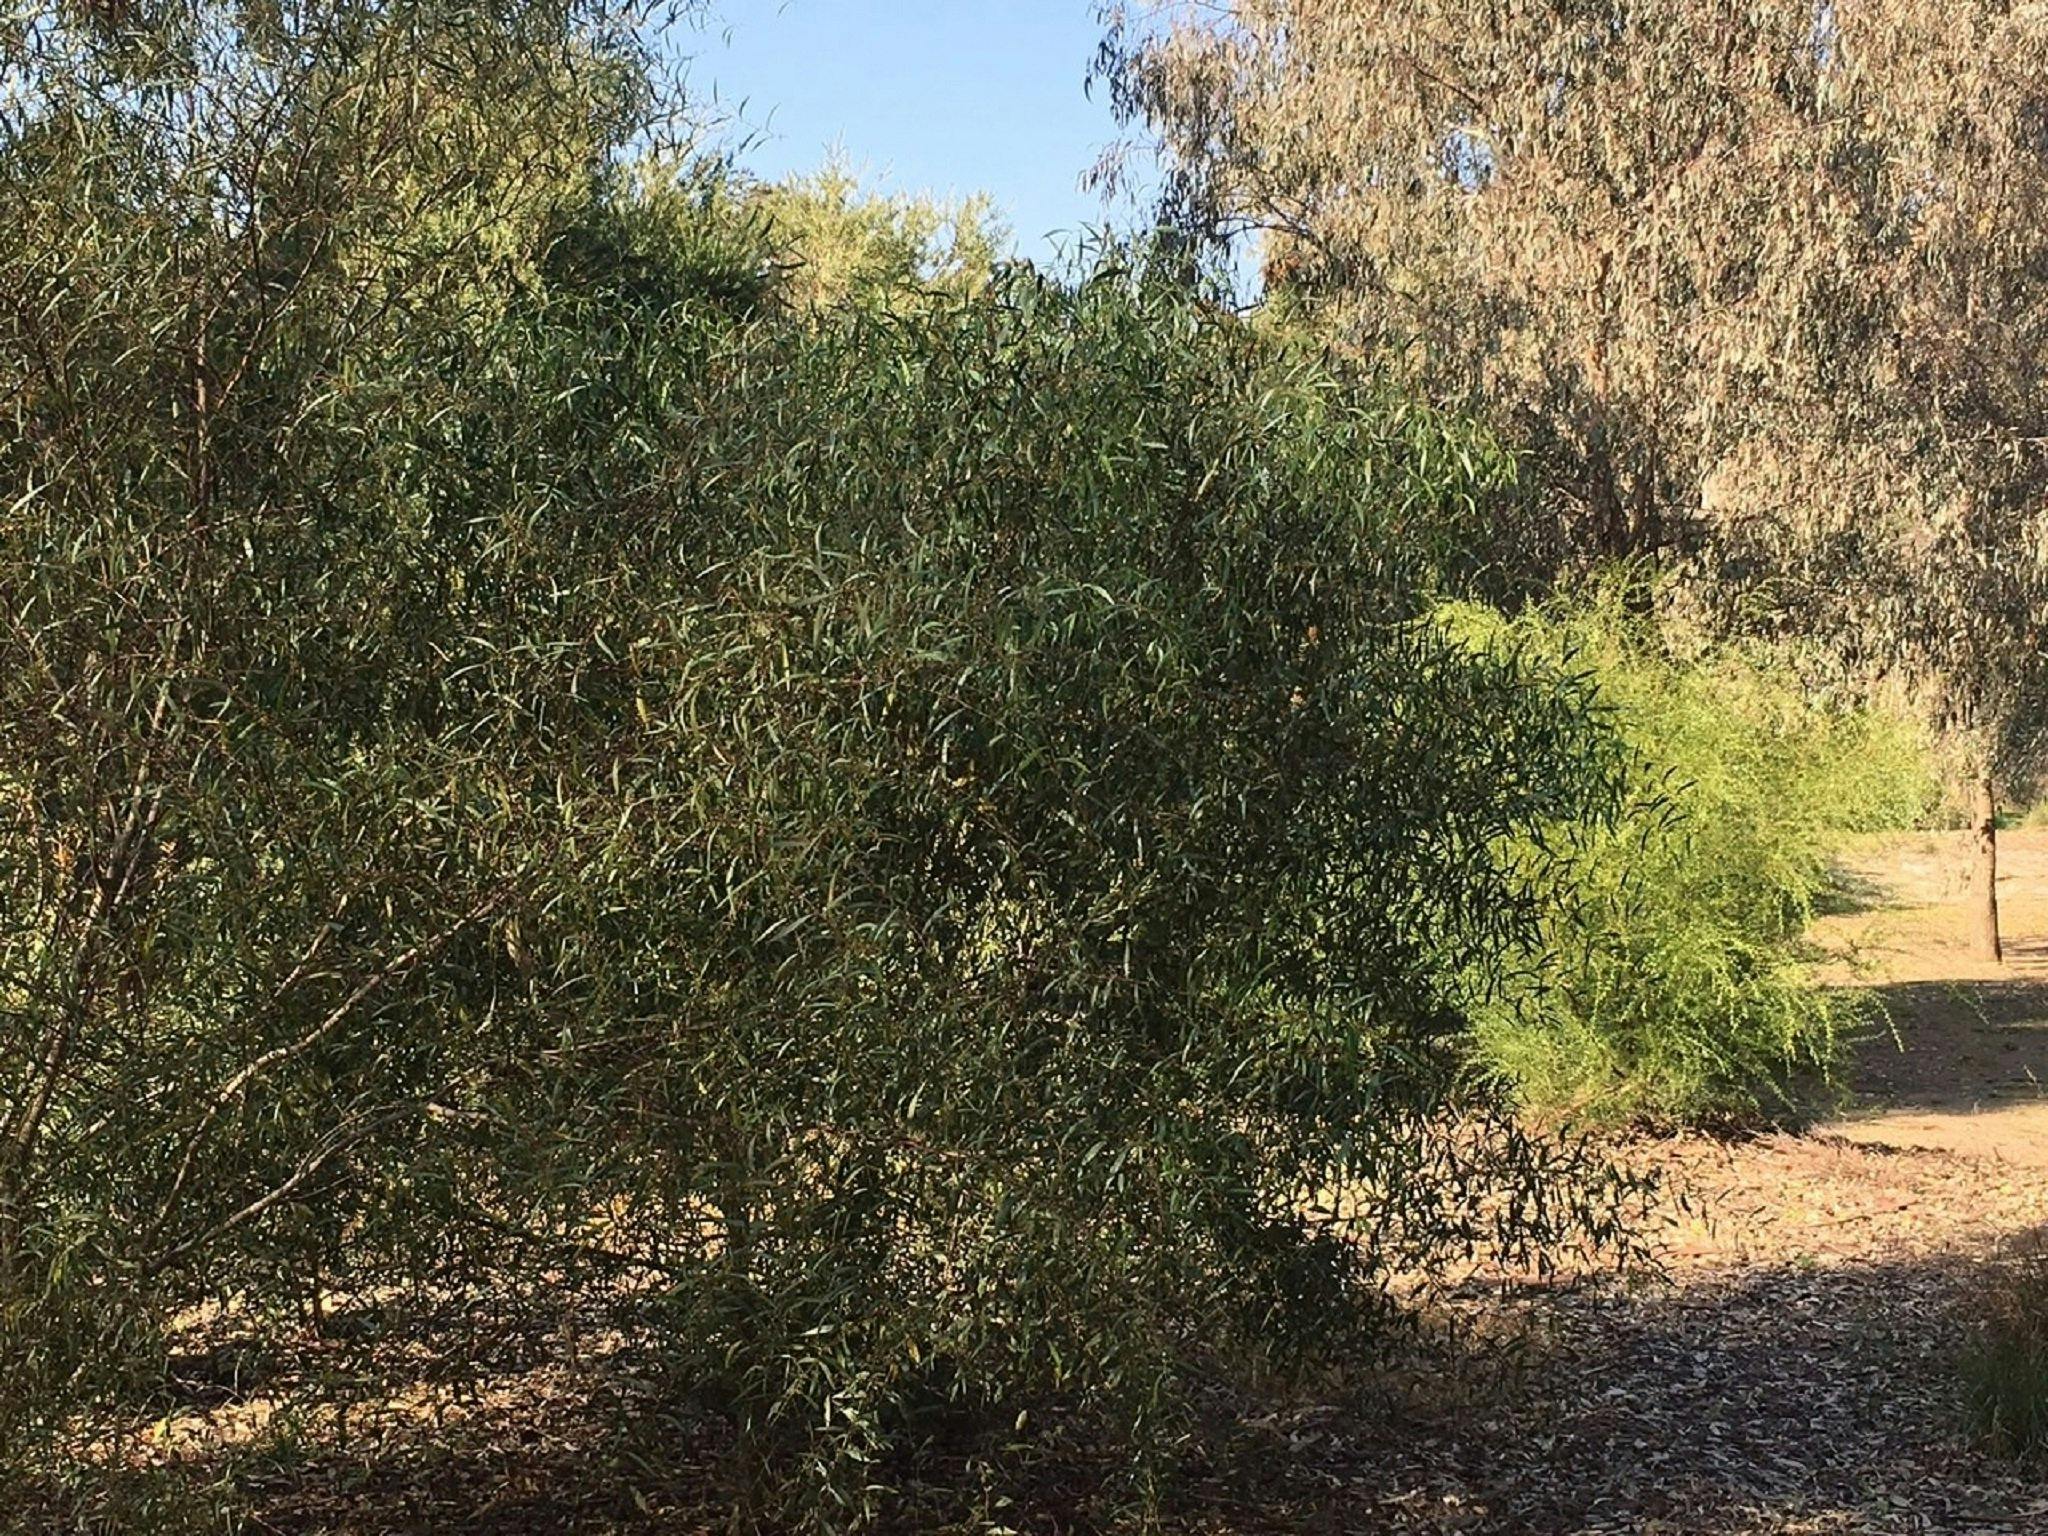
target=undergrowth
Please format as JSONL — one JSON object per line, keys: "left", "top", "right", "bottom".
{"left": 1964, "top": 1231, "right": 2048, "bottom": 1466}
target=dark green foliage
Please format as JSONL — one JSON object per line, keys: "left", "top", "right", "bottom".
{"left": 541, "top": 163, "right": 780, "bottom": 321}
{"left": 2, "top": 3, "right": 1645, "bottom": 1519}
{"left": 1444, "top": 587, "right": 1932, "bottom": 1125}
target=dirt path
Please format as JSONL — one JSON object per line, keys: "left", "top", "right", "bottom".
{"left": 1258, "top": 831, "right": 2048, "bottom": 1533}
{"left": 1815, "top": 830, "right": 2048, "bottom": 1165}
{"left": 1266, "top": 1137, "right": 2048, "bottom": 1534}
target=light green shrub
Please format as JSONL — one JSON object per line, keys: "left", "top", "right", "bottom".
{"left": 1442, "top": 584, "right": 1934, "bottom": 1125}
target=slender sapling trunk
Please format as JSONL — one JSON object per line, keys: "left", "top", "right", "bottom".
{"left": 1973, "top": 772, "right": 2003, "bottom": 964}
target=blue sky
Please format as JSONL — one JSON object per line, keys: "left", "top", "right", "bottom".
{"left": 689, "top": 3, "right": 1147, "bottom": 267}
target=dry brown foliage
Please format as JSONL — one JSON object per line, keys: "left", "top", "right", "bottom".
{"left": 1101, "top": 0, "right": 2048, "bottom": 773}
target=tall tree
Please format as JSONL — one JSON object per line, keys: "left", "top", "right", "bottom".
{"left": 1098, "top": 0, "right": 1863, "bottom": 561}
{"left": 1101, "top": 0, "right": 2048, "bottom": 957}
{"left": 1694, "top": 0, "right": 2048, "bottom": 961}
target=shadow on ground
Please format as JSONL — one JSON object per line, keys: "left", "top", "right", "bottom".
{"left": 1848, "top": 976, "right": 2048, "bottom": 1113}
{"left": 1813, "top": 865, "right": 1898, "bottom": 918}
{"left": 1176, "top": 1245, "right": 2047, "bottom": 1534}
{"left": 20, "top": 1244, "right": 2047, "bottom": 1535}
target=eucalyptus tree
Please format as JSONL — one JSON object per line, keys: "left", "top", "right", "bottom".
{"left": 1096, "top": 0, "right": 1861, "bottom": 562}
{"left": 1648, "top": 0, "right": 2048, "bottom": 961}
{"left": 1101, "top": 0, "right": 2048, "bottom": 958}
{"left": 1693, "top": 0, "right": 2048, "bottom": 960}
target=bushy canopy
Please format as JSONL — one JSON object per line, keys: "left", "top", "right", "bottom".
{"left": 3, "top": 0, "right": 1642, "bottom": 1517}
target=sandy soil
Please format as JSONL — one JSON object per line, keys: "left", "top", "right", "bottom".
{"left": 1816, "top": 828, "right": 2048, "bottom": 1163}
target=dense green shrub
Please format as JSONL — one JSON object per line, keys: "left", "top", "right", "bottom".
{"left": 1443, "top": 587, "right": 1933, "bottom": 1125}
{"left": 2, "top": 2, "right": 1645, "bottom": 1521}
{"left": 4, "top": 244, "right": 1644, "bottom": 1517}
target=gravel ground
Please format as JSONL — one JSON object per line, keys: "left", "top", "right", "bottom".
{"left": 1221, "top": 1134, "right": 2048, "bottom": 1535}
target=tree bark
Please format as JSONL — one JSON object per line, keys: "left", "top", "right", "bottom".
{"left": 1973, "top": 772, "right": 2003, "bottom": 964}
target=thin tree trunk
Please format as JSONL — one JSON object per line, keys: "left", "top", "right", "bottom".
{"left": 1973, "top": 772, "right": 2003, "bottom": 964}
